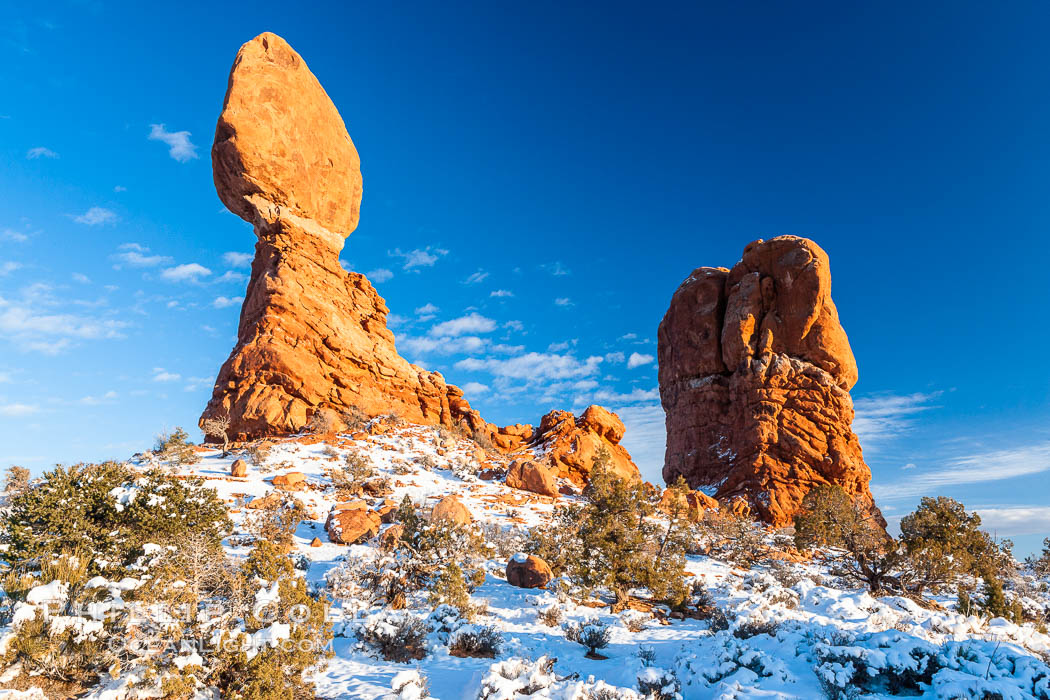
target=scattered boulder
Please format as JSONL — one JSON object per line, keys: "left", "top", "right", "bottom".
{"left": 326, "top": 504, "right": 381, "bottom": 544}
{"left": 309, "top": 537, "right": 323, "bottom": 547}
{"left": 506, "top": 460, "right": 559, "bottom": 498}
{"left": 506, "top": 553, "right": 553, "bottom": 589}
{"left": 246, "top": 491, "right": 282, "bottom": 510}
{"left": 431, "top": 495, "right": 472, "bottom": 526}
{"left": 376, "top": 500, "right": 398, "bottom": 523}
{"left": 379, "top": 524, "right": 405, "bottom": 550}
{"left": 272, "top": 471, "right": 306, "bottom": 491}
{"left": 230, "top": 459, "right": 247, "bottom": 477}
{"left": 658, "top": 236, "right": 884, "bottom": 527}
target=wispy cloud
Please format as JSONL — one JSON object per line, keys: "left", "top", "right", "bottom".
{"left": 554, "top": 297, "right": 573, "bottom": 307}
{"left": 415, "top": 303, "right": 439, "bottom": 320}
{"left": 852, "top": 391, "right": 940, "bottom": 445}
{"left": 26, "top": 146, "right": 58, "bottom": 159}
{"left": 627, "top": 352, "right": 654, "bottom": 369}
{"left": 0, "top": 283, "right": 128, "bottom": 354}
{"left": 490, "top": 289, "right": 513, "bottom": 298}
{"left": 455, "top": 352, "right": 603, "bottom": 382}
{"left": 73, "top": 207, "right": 118, "bottom": 226}
{"left": 0, "top": 262, "right": 22, "bottom": 276}
{"left": 222, "top": 251, "right": 253, "bottom": 267}
{"left": 972, "top": 505, "right": 1050, "bottom": 537}
{"left": 112, "top": 243, "right": 172, "bottom": 268}
{"left": 213, "top": 296, "right": 243, "bottom": 309}
{"left": 462, "top": 381, "right": 489, "bottom": 395}
{"left": 390, "top": 247, "right": 448, "bottom": 271}
{"left": 152, "top": 368, "right": 181, "bottom": 382}
{"left": 464, "top": 270, "right": 489, "bottom": 284}
{"left": 148, "top": 124, "right": 198, "bottom": 162}
{"left": 541, "top": 261, "right": 570, "bottom": 276}
{"left": 611, "top": 403, "right": 665, "bottom": 484}
{"left": 429, "top": 312, "right": 496, "bottom": 337}
{"left": 0, "top": 402, "right": 39, "bottom": 417}
{"left": 161, "top": 263, "right": 211, "bottom": 282}
{"left": 1, "top": 229, "right": 29, "bottom": 243}
{"left": 872, "top": 442, "right": 1050, "bottom": 501}
{"left": 367, "top": 268, "right": 393, "bottom": 283}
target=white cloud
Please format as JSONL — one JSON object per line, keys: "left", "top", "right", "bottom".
{"left": 0, "top": 402, "right": 39, "bottom": 417}
{"left": 872, "top": 442, "right": 1050, "bottom": 501}
{"left": 213, "top": 296, "right": 243, "bottom": 308}
{"left": 367, "top": 268, "right": 393, "bottom": 283}
{"left": 399, "top": 334, "right": 489, "bottom": 357}
{"left": 0, "top": 262, "right": 22, "bottom": 276}
{"left": 548, "top": 341, "right": 572, "bottom": 352}
{"left": 161, "top": 263, "right": 211, "bottom": 282}
{"left": 490, "top": 289, "right": 513, "bottom": 298}
{"left": 462, "top": 382, "right": 489, "bottom": 396}
{"left": 415, "top": 303, "right": 439, "bottom": 320}
{"left": 504, "top": 320, "right": 524, "bottom": 332}
{"left": 152, "top": 368, "right": 181, "bottom": 382}
{"left": 80, "top": 390, "right": 118, "bottom": 406}
{"left": 215, "top": 270, "right": 247, "bottom": 284}
{"left": 222, "top": 251, "right": 253, "bottom": 267}
{"left": 464, "top": 270, "right": 489, "bottom": 284}
{"left": 605, "top": 351, "right": 626, "bottom": 363}
{"left": 112, "top": 243, "right": 172, "bottom": 268}
{"left": 0, "top": 284, "right": 128, "bottom": 354}
{"left": 73, "top": 207, "right": 118, "bottom": 226}
{"left": 114, "top": 185, "right": 127, "bottom": 193}
{"left": 541, "top": 261, "right": 570, "bottom": 276}
{"left": 26, "top": 147, "right": 58, "bottom": 159}
{"left": 429, "top": 312, "right": 496, "bottom": 338}
{"left": 852, "top": 392, "right": 940, "bottom": 446}
{"left": 148, "top": 124, "right": 198, "bottom": 162}
{"left": 455, "top": 352, "right": 603, "bottom": 382}
{"left": 390, "top": 247, "right": 448, "bottom": 271}
{"left": 71, "top": 273, "right": 91, "bottom": 283}
{"left": 627, "top": 352, "right": 654, "bottom": 369}
{"left": 1, "top": 229, "right": 28, "bottom": 243}
{"left": 554, "top": 297, "right": 573, "bottom": 307}
{"left": 612, "top": 404, "right": 666, "bottom": 484}
{"left": 972, "top": 506, "right": 1050, "bottom": 537}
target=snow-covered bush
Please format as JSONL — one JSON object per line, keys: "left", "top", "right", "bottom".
{"left": 357, "top": 610, "right": 430, "bottom": 662}
{"left": 448, "top": 623, "right": 503, "bottom": 658}
{"left": 636, "top": 667, "right": 681, "bottom": 699}
{"left": 538, "top": 605, "right": 565, "bottom": 627}
{"left": 565, "top": 618, "right": 612, "bottom": 657}
{"left": 478, "top": 656, "right": 639, "bottom": 699}
{"left": 383, "top": 669, "right": 430, "bottom": 699}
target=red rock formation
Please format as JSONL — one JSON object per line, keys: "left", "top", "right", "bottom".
{"left": 531, "top": 405, "right": 640, "bottom": 485}
{"left": 658, "top": 236, "right": 883, "bottom": 527}
{"left": 199, "top": 33, "right": 518, "bottom": 443}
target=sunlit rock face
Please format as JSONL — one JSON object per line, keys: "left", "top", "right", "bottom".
{"left": 658, "top": 236, "right": 883, "bottom": 527}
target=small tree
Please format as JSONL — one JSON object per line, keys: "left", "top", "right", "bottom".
{"left": 3, "top": 466, "right": 30, "bottom": 496}
{"left": 201, "top": 413, "right": 231, "bottom": 456}
{"left": 794, "top": 484, "right": 902, "bottom": 594}
{"left": 155, "top": 427, "right": 199, "bottom": 465}
{"left": 1032, "top": 538, "right": 1050, "bottom": 576}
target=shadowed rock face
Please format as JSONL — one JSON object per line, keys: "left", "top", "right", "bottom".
{"left": 199, "top": 33, "right": 499, "bottom": 441}
{"left": 658, "top": 236, "right": 883, "bottom": 527}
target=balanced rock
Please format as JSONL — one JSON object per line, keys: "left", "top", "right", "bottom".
{"left": 506, "top": 459, "right": 559, "bottom": 498}
{"left": 230, "top": 459, "right": 247, "bottom": 477}
{"left": 506, "top": 553, "right": 553, "bottom": 589}
{"left": 658, "top": 236, "right": 883, "bottom": 527}
{"left": 198, "top": 32, "right": 510, "bottom": 442}
{"left": 533, "top": 405, "right": 639, "bottom": 485}
{"left": 431, "top": 495, "right": 472, "bottom": 526}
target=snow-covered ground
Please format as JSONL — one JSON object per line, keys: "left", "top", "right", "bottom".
{"left": 4, "top": 420, "right": 1050, "bottom": 699}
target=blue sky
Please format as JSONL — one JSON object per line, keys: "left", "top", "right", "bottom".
{"left": 1, "top": 1, "right": 1048, "bottom": 553}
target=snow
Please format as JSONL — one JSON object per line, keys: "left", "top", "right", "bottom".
{"left": 4, "top": 421, "right": 1048, "bottom": 699}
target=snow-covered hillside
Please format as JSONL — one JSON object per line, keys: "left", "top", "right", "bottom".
{"left": 3, "top": 419, "right": 1049, "bottom": 699}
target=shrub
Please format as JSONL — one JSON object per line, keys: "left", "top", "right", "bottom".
{"left": 448, "top": 624, "right": 503, "bottom": 658}
{"left": 307, "top": 408, "right": 341, "bottom": 435}
{"left": 200, "top": 413, "right": 231, "bottom": 455}
{"left": 696, "top": 508, "right": 766, "bottom": 568}
{"left": 4, "top": 462, "right": 230, "bottom": 573}
{"left": 330, "top": 452, "right": 375, "bottom": 497}
{"left": 246, "top": 441, "right": 272, "bottom": 466}
{"left": 565, "top": 618, "right": 612, "bottom": 657}
{"left": 898, "top": 496, "right": 997, "bottom": 595}
{"left": 247, "top": 495, "right": 308, "bottom": 553}
{"left": 637, "top": 667, "right": 681, "bottom": 699}
{"left": 538, "top": 606, "right": 565, "bottom": 627}
{"left": 154, "top": 427, "right": 199, "bottom": 465}
{"left": 357, "top": 611, "right": 430, "bottom": 662}
{"left": 386, "top": 670, "right": 430, "bottom": 699}
{"left": 1033, "top": 538, "right": 1050, "bottom": 576}
{"left": 340, "top": 405, "right": 369, "bottom": 432}
{"left": 481, "top": 522, "right": 526, "bottom": 559}
{"left": 733, "top": 619, "right": 779, "bottom": 639}
{"left": 794, "top": 484, "right": 902, "bottom": 593}
{"left": 3, "top": 465, "right": 30, "bottom": 496}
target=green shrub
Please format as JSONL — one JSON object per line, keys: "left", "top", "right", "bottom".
{"left": 4, "top": 462, "right": 230, "bottom": 574}
{"left": 155, "top": 427, "right": 199, "bottom": 465}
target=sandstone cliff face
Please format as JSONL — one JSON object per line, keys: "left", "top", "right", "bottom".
{"left": 658, "top": 236, "right": 883, "bottom": 527}
{"left": 199, "top": 33, "right": 504, "bottom": 441}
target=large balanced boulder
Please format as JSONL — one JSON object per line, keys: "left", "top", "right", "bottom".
{"left": 198, "top": 32, "right": 514, "bottom": 443}
{"left": 506, "top": 554, "right": 553, "bottom": 589}
{"left": 658, "top": 236, "right": 883, "bottom": 527}
{"left": 506, "top": 460, "right": 559, "bottom": 498}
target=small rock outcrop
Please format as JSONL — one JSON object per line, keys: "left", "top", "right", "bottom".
{"left": 199, "top": 32, "right": 517, "bottom": 443}
{"left": 658, "top": 236, "right": 883, "bottom": 527}
{"left": 431, "top": 495, "right": 472, "bottom": 525}
{"left": 532, "top": 406, "right": 640, "bottom": 486}
{"left": 506, "top": 554, "right": 553, "bottom": 589}
{"left": 325, "top": 501, "right": 381, "bottom": 544}
{"left": 505, "top": 459, "right": 559, "bottom": 498}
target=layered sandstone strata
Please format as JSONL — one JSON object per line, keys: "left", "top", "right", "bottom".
{"left": 658, "top": 236, "right": 883, "bottom": 526}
